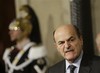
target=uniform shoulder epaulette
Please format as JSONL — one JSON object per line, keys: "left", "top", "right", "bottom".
{"left": 28, "top": 45, "right": 47, "bottom": 60}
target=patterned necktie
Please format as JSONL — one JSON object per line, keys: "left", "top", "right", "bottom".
{"left": 69, "top": 65, "right": 76, "bottom": 73}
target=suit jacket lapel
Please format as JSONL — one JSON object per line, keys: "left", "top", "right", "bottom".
{"left": 79, "top": 54, "right": 92, "bottom": 73}
{"left": 79, "top": 64, "right": 91, "bottom": 73}
{"left": 56, "top": 60, "right": 66, "bottom": 73}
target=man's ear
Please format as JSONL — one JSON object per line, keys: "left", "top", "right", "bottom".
{"left": 54, "top": 42, "right": 58, "bottom": 49}
{"left": 80, "top": 35, "right": 83, "bottom": 45}
{"left": 53, "top": 42, "right": 57, "bottom": 48}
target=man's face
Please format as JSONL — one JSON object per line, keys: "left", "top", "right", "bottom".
{"left": 96, "top": 34, "right": 100, "bottom": 52}
{"left": 54, "top": 25, "right": 83, "bottom": 63}
{"left": 9, "top": 29, "right": 22, "bottom": 41}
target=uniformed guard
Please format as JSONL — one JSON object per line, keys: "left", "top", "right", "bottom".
{"left": 3, "top": 18, "right": 47, "bottom": 73}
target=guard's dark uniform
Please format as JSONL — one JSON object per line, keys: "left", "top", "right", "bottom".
{"left": 3, "top": 42, "right": 47, "bottom": 73}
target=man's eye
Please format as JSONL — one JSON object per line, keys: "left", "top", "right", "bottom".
{"left": 58, "top": 41, "right": 64, "bottom": 45}
{"left": 70, "top": 38, "right": 75, "bottom": 42}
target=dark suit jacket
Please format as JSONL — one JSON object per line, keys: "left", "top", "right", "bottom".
{"left": 46, "top": 55, "right": 100, "bottom": 73}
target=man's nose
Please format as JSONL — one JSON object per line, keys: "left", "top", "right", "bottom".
{"left": 64, "top": 41, "right": 70, "bottom": 49}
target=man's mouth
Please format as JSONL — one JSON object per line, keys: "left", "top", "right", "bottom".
{"left": 64, "top": 49, "right": 74, "bottom": 53}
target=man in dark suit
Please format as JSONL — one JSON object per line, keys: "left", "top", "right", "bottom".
{"left": 46, "top": 24, "right": 100, "bottom": 73}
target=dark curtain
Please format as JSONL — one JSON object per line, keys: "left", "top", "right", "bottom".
{"left": 70, "top": 0, "right": 94, "bottom": 57}
{"left": 0, "top": 0, "right": 15, "bottom": 72}
{"left": 81, "top": 0, "right": 94, "bottom": 56}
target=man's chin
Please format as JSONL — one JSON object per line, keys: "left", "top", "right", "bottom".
{"left": 10, "top": 39, "right": 16, "bottom": 42}
{"left": 64, "top": 56, "right": 76, "bottom": 63}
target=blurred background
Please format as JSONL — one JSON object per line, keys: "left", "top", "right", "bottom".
{"left": 0, "top": 0, "right": 100, "bottom": 68}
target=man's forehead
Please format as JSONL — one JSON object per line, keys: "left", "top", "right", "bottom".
{"left": 55, "top": 25, "right": 76, "bottom": 35}
{"left": 54, "top": 26, "right": 77, "bottom": 40}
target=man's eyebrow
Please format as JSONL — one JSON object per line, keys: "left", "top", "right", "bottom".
{"left": 57, "top": 36, "right": 74, "bottom": 43}
{"left": 67, "top": 36, "right": 73, "bottom": 41}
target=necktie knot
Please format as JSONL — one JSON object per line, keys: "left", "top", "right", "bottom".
{"left": 69, "top": 65, "right": 76, "bottom": 73}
